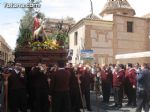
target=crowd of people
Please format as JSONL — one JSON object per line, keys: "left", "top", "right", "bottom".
{"left": 0, "top": 61, "right": 150, "bottom": 112}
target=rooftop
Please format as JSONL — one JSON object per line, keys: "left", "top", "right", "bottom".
{"left": 100, "top": 0, "right": 136, "bottom": 17}
{"left": 84, "top": 13, "right": 101, "bottom": 21}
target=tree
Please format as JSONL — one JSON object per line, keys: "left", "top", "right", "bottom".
{"left": 16, "top": 0, "right": 42, "bottom": 49}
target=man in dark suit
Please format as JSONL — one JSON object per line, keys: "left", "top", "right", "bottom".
{"left": 80, "top": 65, "right": 92, "bottom": 111}
{"left": 50, "top": 61, "right": 71, "bottom": 112}
{"left": 8, "top": 63, "right": 27, "bottom": 112}
{"left": 30, "top": 63, "right": 50, "bottom": 112}
{"left": 67, "top": 63, "right": 81, "bottom": 112}
{"left": 136, "top": 63, "right": 150, "bottom": 112}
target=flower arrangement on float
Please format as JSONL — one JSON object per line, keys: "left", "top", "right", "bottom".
{"left": 28, "top": 32, "right": 68, "bottom": 51}
{"left": 29, "top": 39, "right": 60, "bottom": 51}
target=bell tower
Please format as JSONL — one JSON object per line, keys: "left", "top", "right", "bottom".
{"left": 100, "top": 0, "right": 136, "bottom": 17}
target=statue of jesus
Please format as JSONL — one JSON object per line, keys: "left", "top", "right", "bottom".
{"left": 33, "top": 13, "right": 47, "bottom": 42}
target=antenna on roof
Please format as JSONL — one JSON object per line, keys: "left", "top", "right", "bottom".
{"left": 90, "top": 0, "right": 93, "bottom": 15}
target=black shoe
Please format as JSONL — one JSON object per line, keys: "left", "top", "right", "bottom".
{"left": 87, "top": 108, "right": 92, "bottom": 111}
{"left": 76, "top": 110, "right": 81, "bottom": 112}
{"left": 77, "top": 109, "right": 81, "bottom": 112}
{"left": 114, "top": 107, "right": 120, "bottom": 110}
{"left": 102, "top": 101, "right": 109, "bottom": 104}
{"left": 102, "top": 100, "right": 106, "bottom": 103}
{"left": 125, "top": 103, "right": 131, "bottom": 107}
{"left": 117, "top": 105, "right": 122, "bottom": 108}
{"left": 111, "top": 104, "right": 118, "bottom": 108}
{"left": 131, "top": 104, "right": 137, "bottom": 108}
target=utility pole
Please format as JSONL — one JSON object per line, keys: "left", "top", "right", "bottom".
{"left": 90, "top": 0, "right": 93, "bottom": 15}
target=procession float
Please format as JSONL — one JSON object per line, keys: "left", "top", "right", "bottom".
{"left": 14, "top": 10, "right": 72, "bottom": 68}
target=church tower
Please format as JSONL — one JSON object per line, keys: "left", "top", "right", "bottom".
{"left": 100, "top": 0, "right": 136, "bottom": 17}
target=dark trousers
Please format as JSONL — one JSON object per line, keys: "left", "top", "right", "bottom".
{"left": 136, "top": 91, "right": 149, "bottom": 112}
{"left": 52, "top": 91, "right": 71, "bottom": 112}
{"left": 102, "top": 83, "right": 111, "bottom": 103}
{"left": 126, "top": 84, "right": 136, "bottom": 105}
{"left": 0, "top": 81, "right": 4, "bottom": 112}
{"left": 8, "top": 89, "right": 27, "bottom": 112}
{"left": 70, "top": 88, "right": 80, "bottom": 112}
{"left": 113, "top": 87, "right": 123, "bottom": 106}
{"left": 82, "top": 89, "right": 91, "bottom": 109}
{"left": 33, "top": 88, "right": 49, "bottom": 112}
{"left": 28, "top": 87, "right": 35, "bottom": 112}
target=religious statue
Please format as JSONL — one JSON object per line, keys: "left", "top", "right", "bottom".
{"left": 32, "top": 13, "right": 47, "bottom": 42}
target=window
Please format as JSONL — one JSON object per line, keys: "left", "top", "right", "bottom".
{"left": 74, "top": 32, "right": 78, "bottom": 45}
{"left": 127, "top": 21, "right": 133, "bottom": 32}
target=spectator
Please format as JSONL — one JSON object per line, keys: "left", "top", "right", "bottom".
{"left": 125, "top": 63, "right": 137, "bottom": 107}
{"left": 80, "top": 65, "right": 92, "bottom": 111}
{"left": 101, "top": 65, "right": 113, "bottom": 104}
{"left": 136, "top": 63, "right": 150, "bottom": 112}
{"left": 112, "top": 64, "right": 125, "bottom": 109}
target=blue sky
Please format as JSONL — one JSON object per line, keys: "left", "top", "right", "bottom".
{"left": 0, "top": 0, "right": 150, "bottom": 49}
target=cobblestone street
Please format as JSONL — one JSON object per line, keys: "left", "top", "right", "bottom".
{"left": 81, "top": 91, "right": 136, "bottom": 112}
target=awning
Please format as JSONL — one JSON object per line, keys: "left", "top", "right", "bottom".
{"left": 115, "top": 51, "right": 150, "bottom": 59}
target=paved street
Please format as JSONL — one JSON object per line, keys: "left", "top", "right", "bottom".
{"left": 81, "top": 91, "right": 136, "bottom": 112}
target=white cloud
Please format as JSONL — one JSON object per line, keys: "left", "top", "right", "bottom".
{"left": 41, "top": 0, "right": 92, "bottom": 21}
{"left": 129, "top": 0, "right": 150, "bottom": 16}
{"left": 0, "top": 22, "right": 19, "bottom": 49}
{"left": 41, "top": 0, "right": 150, "bottom": 20}
{"left": 42, "top": 0, "right": 68, "bottom": 7}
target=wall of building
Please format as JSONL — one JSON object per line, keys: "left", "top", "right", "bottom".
{"left": 0, "top": 35, "right": 12, "bottom": 65}
{"left": 84, "top": 20, "right": 114, "bottom": 65}
{"left": 44, "top": 18, "right": 75, "bottom": 35}
{"left": 148, "top": 19, "right": 150, "bottom": 49}
{"left": 69, "top": 15, "right": 150, "bottom": 65}
{"left": 117, "top": 57, "right": 150, "bottom": 65}
{"left": 114, "top": 15, "right": 150, "bottom": 63}
{"left": 69, "top": 25, "right": 85, "bottom": 64}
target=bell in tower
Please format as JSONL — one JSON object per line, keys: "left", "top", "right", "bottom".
{"left": 100, "top": 0, "right": 136, "bottom": 17}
